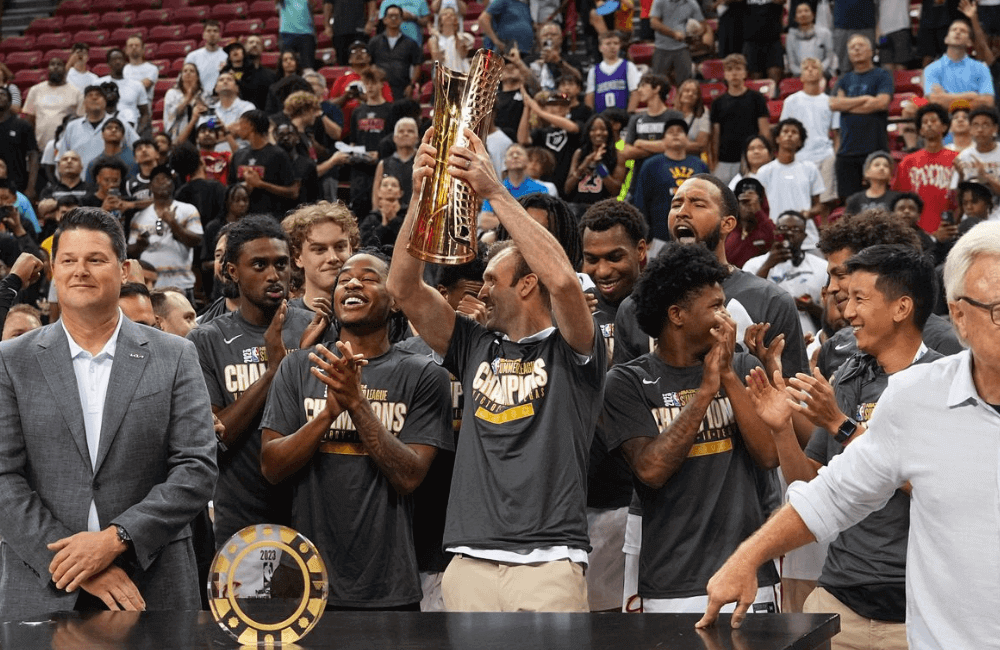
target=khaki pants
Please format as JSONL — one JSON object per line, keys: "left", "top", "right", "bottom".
{"left": 442, "top": 555, "right": 589, "bottom": 612}
{"left": 803, "top": 586, "right": 908, "bottom": 650}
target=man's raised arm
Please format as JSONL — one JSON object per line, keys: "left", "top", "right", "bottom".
{"left": 447, "top": 128, "right": 594, "bottom": 355}
{"left": 387, "top": 129, "right": 459, "bottom": 357}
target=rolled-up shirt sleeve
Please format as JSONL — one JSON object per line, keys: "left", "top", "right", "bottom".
{"left": 787, "top": 378, "right": 906, "bottom": 543}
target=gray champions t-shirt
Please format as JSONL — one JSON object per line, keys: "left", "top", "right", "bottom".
{"left": 442, "top": 315, "right": 607, "bottom": 552}
{"left": 187, "top": 307, "right": 314, "bottom": 543}
{"left": 260, "top": 344, "right": 453, "bottom": 607}
{"left": 599, "top": 351, "right": 780, "bottom": 599}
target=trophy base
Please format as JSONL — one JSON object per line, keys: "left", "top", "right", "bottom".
{"left": 406, "top": 242, "right": 476, "bottom": 266}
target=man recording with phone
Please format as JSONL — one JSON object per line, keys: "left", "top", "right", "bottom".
{"left": 743, "top": 210, "right": 828, "bottom": 335}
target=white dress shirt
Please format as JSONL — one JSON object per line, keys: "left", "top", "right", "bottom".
{"left": 787, "top": 350, "right": 1000, "bottom": 650}
{"left": 62, "top": 312, "right": 124, "bottom": 532}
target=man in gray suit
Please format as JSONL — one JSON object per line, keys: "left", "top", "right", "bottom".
{"left": 0, "top": 207, "right": 218, "bottom": 620}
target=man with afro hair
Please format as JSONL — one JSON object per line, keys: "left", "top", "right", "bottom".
{"left": 597, "top": 241, "right": 779, "bottom": 614}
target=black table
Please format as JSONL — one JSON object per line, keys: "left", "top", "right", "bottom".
{"left": 1, "top": 611, "right": 838, "bottom": 649}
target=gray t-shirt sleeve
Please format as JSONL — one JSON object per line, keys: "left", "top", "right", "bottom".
{"left": 600, "top": 365, "right": 657, "bottom": 451}
{"left": 260, "top": 349, "right": 308, "bottom": 436}
{"left": 397, "top": 360, "right": 455, "bottom": 451}
{"left": 187, "top": 327, "right": 227, "bottom": 408}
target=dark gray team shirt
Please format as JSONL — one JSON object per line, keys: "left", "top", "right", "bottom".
{"left": 599, "top": 351, "right": 779, "bottom": 599}
{"left": 260, "top": 344, "right": 453, "bottom": 607}
{"left": 442, "top": 316, "right": 606, "bottom": 553}
{"left": 613, "top": 269, "right": 809, "bottom": 375}
{"left": 805, "top": 349, "right": 942, "bottom": 622}
{"left": 588, "top": 291, "right": 634, "bottom": 510}
{"left": 396, "top": 335, "right": 462, "bottom": 573}
{"left": 187, "top": 307, "right": 314, "bottom": 544}
{"left": 817, "top": 313, "right": 963, "bottom": 379}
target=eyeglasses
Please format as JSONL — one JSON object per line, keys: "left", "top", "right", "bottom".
{"left": 776, "top": 225, "right": 805, "bottom": 233}
{"left": 958, "top": 295, "right": 1000, "bottom": 325}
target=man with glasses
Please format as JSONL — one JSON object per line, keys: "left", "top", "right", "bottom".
{"left": 742, "top": 210, "right": 828, "bottom": 335}
{"left": 700, "top": 224, "right": 1000, "bottom": 650}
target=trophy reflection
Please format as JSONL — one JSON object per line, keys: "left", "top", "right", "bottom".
{"left": 407, "top": 49, "right": 504, "bottom": 265}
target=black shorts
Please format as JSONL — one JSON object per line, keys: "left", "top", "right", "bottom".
{"left": 742, "top": 40, "right": 784, "bottom": 74}
{"left": 980, "top": 4, "right": 1000, "bottom": 35}
{"left": 917, "top": 21, "right": 949, "bottom": 58}
{"left": 878, "top": 28, "right": 913, "bottom": 65}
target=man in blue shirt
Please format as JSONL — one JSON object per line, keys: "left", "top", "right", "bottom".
{"left": 378, "top": 0, "right": 430, "bottom": 47}
{"left": 925, "top": 17, "right": 995, "bottom": 109}
{"left": 480, "top": 144, "right": 547, "bottom": 230}
{"left": 477, "top": 0, "right": 534, "bottom": 55}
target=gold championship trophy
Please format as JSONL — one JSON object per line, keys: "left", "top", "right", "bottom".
{"left": 407, "top": 50, "right": 504, "bottom": 265}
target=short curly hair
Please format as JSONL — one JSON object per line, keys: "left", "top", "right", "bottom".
{"left": 633, "top": 242, "right": 728, "bottom": 338}
{"left": 283, "top": 90, "right": 320, "bottom": 120}
{"left": 818, "top": 208, "right": 922, "bottom": 255}
{"left": 281, "top": 201, "right": 361, "bottom": 259}
{"left": 578, "top": 198, "right": 648, "bottom": 246}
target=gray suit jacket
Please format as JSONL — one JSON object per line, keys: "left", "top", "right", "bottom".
{"left": 0, "top": 317, "right": 218, "bottom": 621}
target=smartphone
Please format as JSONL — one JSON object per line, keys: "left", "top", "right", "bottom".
{"left": 940, "top": 211, "right": 953, "bottom": 225}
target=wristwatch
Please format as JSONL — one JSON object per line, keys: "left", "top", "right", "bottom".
{"left": 833, "top": 417, "right": 859, "bottom": 444}
{"left": 114, "top": 524, "right": 132, "bottom": 549}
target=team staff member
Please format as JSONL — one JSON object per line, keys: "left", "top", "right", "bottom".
{"left": 261, "top": 250, "right": 453, "bottom": 609}
{"left": 387, "top": 128, "right": 606, "bottom": 612}
{"left": 187, "top": 216, "right": 313, "bottom": 543}
{"left": 0, "top": 207, "right": 217, "bottom": 617}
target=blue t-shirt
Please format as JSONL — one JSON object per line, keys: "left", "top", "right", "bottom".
{"left": 924, "top": 55, "right": 995, "bottom": 98}
{"left": 632, "top": 154, "right": 709, "bottom": 241}
{"left": 836, "top": 67, "right": 893, "bottom": 156}
{"left": 482, "top": 176, "right": 548, "bottom": 212}
{"left": 832, "top": 0, "right": 876, "bottom": 29}
{"left": 483, "top": 0, "right": 534, "bottom": 53}
{"left": 279, "top": 0, "right": 314, "bottom": 35}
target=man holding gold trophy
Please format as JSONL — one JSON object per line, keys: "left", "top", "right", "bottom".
{"left": 388, "top": 51, "right": 606, "bottom": 613}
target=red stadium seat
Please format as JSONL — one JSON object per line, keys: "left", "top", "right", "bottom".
{"left": 315, "top": 48, "right": 336, "bottom": 65}
{"left": 63, "top": 14, "right": 101, "bottom": 31}
{"left": 211, "top": 3, "right": 248, "bottom": 21}
{"left": 174, "top": 6, "right": 211, "bottom": 23}
{"left": 264, "top": 16, "right": 281, "bottom": 32}
{"left": 43, "top": 49, "right": 73, "bottom": 63}
{"left": 778, "top": 77, "right": 803, "bottom": 99}
{"left": 700, "top": 82, "right": 726, "bottom": 105}
{"left": 170, "top": 58, "right": 187, "bottom": 73}
{"left": 249, "top": 0, "right": 276, "bottom": 19}
{"left": 0, "top": 36, "right": 36, "bottom": 55}
{"left": 421, "top": 104, "right": 433, "bottom": 120}
{"left": 110, "top": 27, "right": 148, "bottom": 46}
{"left": 56, "top": 0, "right": 90, "bottom": 16}
{"left": 226, "top": 19, "right": 263, "bottom": 36}
{"left": 151, "top": 59, "right": 171, "bottom": 76}
{"left": 4, "top": 50, "right": 43, "bottom": 71}
{"left": 767, "top": 99, "right": 783, "bottom": 123}
{"left": 154, "top": 78, "right": 175, "bottom": 98}
{"left": 261, "top": 34, "right": 279, "bottom": 50}
{"left": 144, "top": 43, "right": 158, "bottom": 59}
{"left": 101, "top": 11, "right": 137, "bottom": 30}
{"left": 75, "top": 30, "right": 112, "bottom": 47}
{"left": 747, "top": 78, "right": 775, "bottom": 98}
{"left": 91, "top": 0, "right": 126, "bottom": 12}
{"left": 628, "top": 42, "right": 654, "bottom": 66}
{"left": 149, "top": 25, "right": 186, "bottom": 42}
{"left": 90, "top": 46, "right": 112, "bottom": 61}
{"left": 92, "top": 63, "right": 111, "bottom": 76}
{"left": 699, "top": 59, "right": 725, "bottom": 81}
{"left": 894, "top": 69, "right": 923, "bottom": 96}
{"left": 186, "top": 24, "right": 208, "bottom": 39}
{"left": 14, "top": 69, "right": 46, "bottom": 87}
{"left": 153, "top": 98, "right": 164, "bottom": 115}
{"left": 261, "top": 52, "right": 280, "bottom": 67}
{"left": 419, "top": 80, "right": 434, "bottom": 103}
{"left": 136, "top": 9, "right": 172, "bottom": 28}
{"left": 26, "top": 17, "right": 64, "bottom": 35}
{"left": 466, "top": 1, "right": 484, "bottom": 19}
{"left": 161, "top": 0, "right": 189, "bottom": 8}
{"left": 463, "top": 18, "right": 478, "bottom": 33}
{"left": 36, "top": 33, "right": 75, "bottom": 50}
{"left": 157, "top": 40, "right": 198, "bottom": 58}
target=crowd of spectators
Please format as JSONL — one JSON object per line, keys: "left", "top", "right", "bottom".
{"left": 2, "top": 0, "right": 1000, "bottom": 646}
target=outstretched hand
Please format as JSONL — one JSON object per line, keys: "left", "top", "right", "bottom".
{"left": 785, "top": 367, "right": 844, "bottom": 432}
{"left": 745, "top": 367, "right": 794, "bottom": 432}
{"left": 743, "top": 322, "right": 784, "bottom": 381}
{"left": 696, "top": 555, "right": 760, "bottom": 630}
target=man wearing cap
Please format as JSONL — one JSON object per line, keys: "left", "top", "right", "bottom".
{"left": 631, "top": 116, "right": 708, "bottom": 254}
{"left": 127, "top": 165, "right": 203, "bottom": 300}
{"left": 951, "top": 106, "right": 1000, "bottom": 220}
{"left": 368, "top": 5, "right": 423, "bottom": 101}
{"left": 57, "top": 85, "right": 140, "bottom": 172}
{"left": 518, "top": 91, "right": 582, "bottom": 195}
{"left": 925, "top": 17, "right": 995, "bottom": 109}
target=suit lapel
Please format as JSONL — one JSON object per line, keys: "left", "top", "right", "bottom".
{"left": 94, "top": 319, "right": 149, "bottom": 474}
{"left": 35, "top": 325, "right": 91, "bottom": 469}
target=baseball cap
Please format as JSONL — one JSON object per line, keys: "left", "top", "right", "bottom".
{"left": 349, "top": 40, "right": 368, "bottom": 52}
